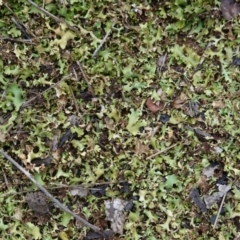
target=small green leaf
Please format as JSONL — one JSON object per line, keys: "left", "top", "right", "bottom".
{"left": 126, "top": 109, "right": 147, "bottom": 135}
{"left": 122, "top": 65, "right": 139, "bottom": 79}
{"left": 94, "top": 162, "right": 105, "bottom": 179}
{"left": 59, "top": 231, "right": 69, "bottom": 240}
{"left": 61, "top": 212, "right": 73, "bottom": 227}
{"left": 34, "top": 172, "right": 45, "bottom": 186}
{"left": 6, "top": 83, "right": 24, "bottom": 111}
{"left": 4, "top": 65, "right": 20, "bottom": 75}
{"left": 0, "top": 218, "right": 8, "bottom": 231}
{"left": 26, "top": 223, "right": 42, "bottom": 239}
{"left": 165, "top": 174, "right": 178, "bottom": 188}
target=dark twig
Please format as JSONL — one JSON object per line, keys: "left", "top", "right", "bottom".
{"left": 26, "top": 0, "right": 81, "bottom": 37}
{"left": 0, "top": 36, "right": 36, "bottom": 45}
{"left": 4, "top": 2, "right": 36, "bottom": 38}
{"left": 0, "top": 150, "right": 102, "bottom": 234}
{"left": 77, "top": 62, "right": 95, "bottom": 97}
{"left": 69, "top": 84, "right": 80, "bottom": 116}
{"left": 11, "top": 17, "right": 33, "bottom": 39}
{"left": 21, "top": 74, "right": 72, "bottom": 108}
{"left": 71, "top": 68, "right": 81, "bottom": 116}
{"left": 72, "top": 67, "right": 79, "bottom": 81}
{"left": 146, "top": 143, "right": 178, "bottom": 160}
{"left": 2, "top": 170, "right": 9, "bottom": 189}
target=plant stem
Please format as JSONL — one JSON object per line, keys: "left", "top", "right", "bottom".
{"left": 0, "top": 150, "right": 102, "bottom": 234}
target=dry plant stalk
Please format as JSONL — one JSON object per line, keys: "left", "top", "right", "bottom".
{"left": 0, "top": 150, "right": 103, "bottom": 234}
{"left": 213, "top": 193, "right": 227, "bottom": 229}
{"left": 77, "top": 62, "right": 95, "bottom": 97}
{"left": 146, "top": 143, "right": 178, "bottom": 160}
{"left": 69, "top": 84, "right": 80, "bottom": 116}
{"left": 26, "top": 0, "right": 81, "bottom": 37}
{"left": 21, "top": 74, "right": 72, "bottom": 108}
{"left": 0, "top": 36, "right": 36, "bottom": 45}
{"left": 4, "top": 2, "right": 36, "bottom": 38}
{"left": 92, "top": 22, "right": 116, "bottom": 57}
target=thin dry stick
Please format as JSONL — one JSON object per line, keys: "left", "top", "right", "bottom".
{"left": 77, "top": 62, "right": 95, "bottom": 97}
{"left": 0, "top": 36, "right": 36, "bottom": 45}
{"left": 12, "top": 17, "right": 31, "bottom": 38}
{"left": 21, "top": 74, "right": 72, "bottom": 108}
{"left": 0, "top": 150, "right": 102, "bottom": 234}
{"left": 2, "top": 170, "right": 9, "bottom": 189}
{"left": 0, "top": 180, "right": 127, "bottom": 197}
{"left": 1, "top": 89, "right": 7, "bottom": 101}
{"left": 72, "top": 67, "right": 79, "bottom": 81}
{"left": 146, "top": 143, "right": 178, "bottom": 160}
{"left": 26, "top": 0, "right": 81, "bottom": 37}
{"left": 159, "top": 53, "right": 167, "bottom": 73}
{"left": 69, "top": 85, "right": 80, "bottom": 116}
{"left": 49, "top": 179, "right": 127, "bottom": 189}
{"left": 50, "top": 181, "right": 127, "bottom": 188}
{"left": 213, "top": 193, "right": 227, "bottom": 229}
{"left": 3, "top": 2, "right": 36, "bottom": 38}
{"left": 92, "top": 22, "right": 116, "bottom": 57}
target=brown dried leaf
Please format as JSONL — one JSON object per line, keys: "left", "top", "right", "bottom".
{"left": 197, "top": 175, "right": 210, "bottom": 193}
{"left": 212, "top": 100, "right": 225, "bottom": 109}
{"left": 146, "top": 98, "right": 164, "bottom": 112}
{"left": 54, "top": 85, "right": 64, "bottom": 98}
{"left": 157, "top": 88, "right": 167, "bottom": 101}
{"left": 173, "top": 92, "right": 188, "bottom": 109}
{"left": 201, "top": 142, "right": 211, "bottom": 154}
{"left": 228, "top": 27, "right": 235, "bottom": 40}
{"left": 13, "top": 208, "right": 23, "bottom": 221}
{"left": 135, "top": 139, "right": 150, "bottom": 155}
